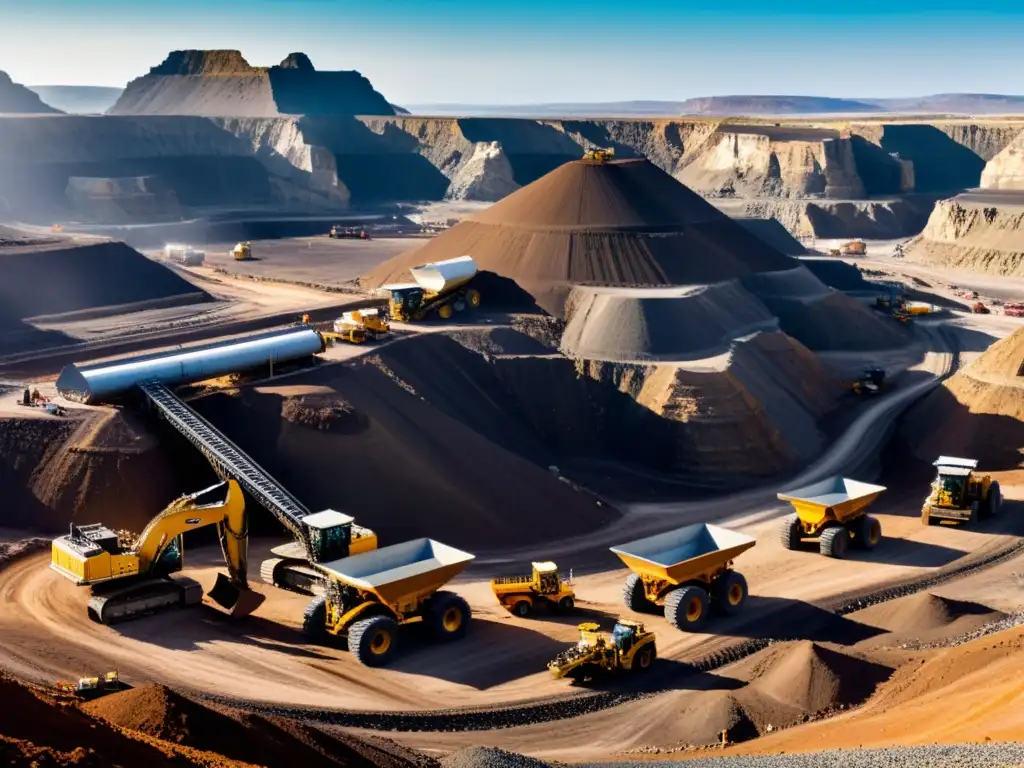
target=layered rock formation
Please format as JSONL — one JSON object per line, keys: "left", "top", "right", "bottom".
{"left": 109, "top": 50, "right": 394, "bottom": 117}
{"left": 981, "top": 130, "right": 1024, "bottom": 189}
{"left": 906, "top": 195, "right": 1024, "bottom": 276}
{"left": 0, "top": 70, "right": 62, "bottom": 113}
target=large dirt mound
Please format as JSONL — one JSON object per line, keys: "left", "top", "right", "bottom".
{"left": 189, "top": 352, "right": 617, "bottom": 551}
{"left": 363, "top": 158, "right": 796, "bottom": 316}
{"left": 110, "top": 50, "right": 395, "bottom": 117}
{"left": 84, "top": 684, "right": 426, "bottom": 768}
{"left": 0, "top": 236, "right": 207, "bottom": 323}
{"left": 851, "top": 593, "right": 1006, "bottom": 641}
{"left": 560, "top": 281, "right": 778, "bottom": 362}
{"left": 736, "top": 216, "right": 808, "bottom": 255}
{"left": 0, "top": 70, "right": 62, "bottom": 114}
{"left": 904, "top": 327, "right": 1024, "bottom": 468}
{"left": 747, "top": 641, "right": 894, "bottom": 713}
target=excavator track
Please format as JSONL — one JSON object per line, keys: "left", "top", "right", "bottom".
{"left": 87, "top": 575, "right": 202, "bottom": 625}
{"left": 259, "top": 557, "right": 325, "bottom": 595}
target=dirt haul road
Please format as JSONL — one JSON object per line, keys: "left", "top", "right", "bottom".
{"left": 0, "top": 323, "right": 994, "bottom": 706}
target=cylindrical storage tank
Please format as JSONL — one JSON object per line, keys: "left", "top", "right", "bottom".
{"left": 409, "top": 255, "right": 478, "bottom": 294}
{"left": 57, "top": 328, "right": 325, "bottom": 404}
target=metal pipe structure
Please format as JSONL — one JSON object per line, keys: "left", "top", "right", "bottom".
{"left": 57, "top": 327, "right": 325, "bottom": 404}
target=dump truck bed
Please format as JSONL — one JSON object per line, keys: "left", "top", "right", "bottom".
{"left": 409, "top": 255, "right": 478, "bottom": 294}
{"left": 316, "top": 538, "right": 474, "bottom": 605}
{"left": 610, "top": 524, "right": 755, "bottom": 585}
{"left": 777, "top": 476, "right": 887, "bottom": 525}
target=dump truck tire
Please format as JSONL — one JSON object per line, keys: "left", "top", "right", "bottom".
{"left": 438, "top": 304, "right": 454, "bottom": 320}
{"left": 557, "top": 596, "right": 575, "bottom": 612}
{"left": 713, "top": 572, "right": 748, "bottom": 616}
{"left": 511, "top": 599, "right": 531, "bottom": 617}
{"left": 820, "top": 526, "right": 849, "bottom": 558}
{"left": 302, "top": 596, "right": 327, "bottom": 641}
{"left": 466, "top": 289, "right": 481, "bottom": 308}
{"left": 622, "top": 573, "right": 655, "bottom": 614}
{"left": 988, "top": 482, "right": 1002, "bottom": 517}
{"left": 970, "top": 500, "right": 980, "bottom": 526}
{"left": 426, "top": 591, "right": 471, "bottom": 641}
{"left": 779, "top": 514, "right": 802, "bottom": 550}
{"left": 350, "top": 615, "right": 399, "bottom": 667}
{"left": 633, "top": 643, "right": 656, "bottom": 673}
{"left": 855, "top": 515, "right": 882, "bottom": 550}
{"left": 665, "top": 586, "right": 709, "bottom": 631}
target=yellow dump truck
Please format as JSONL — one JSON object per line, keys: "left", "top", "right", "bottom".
{"left": 381, "top": 255, "right": 481, "bottom": 321}
{"left": 231, "top": 241, "right": 253, "bottom": 261}
{"left": 491, "top": 561, "right": 575, "bottom": 617}
{"left": 840, "top": 239, "right": 867, "bottom": 256}
{"left": 777, "top": 476, "right": 887, "bottom": 558}
{"left": 610, "top": 523, "right": 756, "bottom": 632}
{"left": 547, "top": 619, "right": 655, "bottom": 681}
{"left": 302, "top": 538, "right": 474, "bottom": 667}
{"left": 922, "top": 456, "right": 1001, "bottom": 526}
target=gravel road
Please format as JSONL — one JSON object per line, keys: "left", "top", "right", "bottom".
{"left": 585, "top": 743, "right": 1024, "bottom": 767}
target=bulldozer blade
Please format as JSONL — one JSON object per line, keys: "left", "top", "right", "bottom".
{"left": 206, "top": 574, "right": 266, "bottom": 617}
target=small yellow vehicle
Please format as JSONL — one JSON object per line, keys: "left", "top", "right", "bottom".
{"left": 610, "top": 523, "right": 756, "bottom": 632}
{"left": 922, "top": 456, "right": 1001, "bottom": 526}
{"left": 548, "top": 620, "right": 655, "bottom": 681}
{"left": 55, "top": 671, "right": 122, "bottom": 699}
{"left": 302, "top": 538, "right": 474, "bottom": 667}
{"left": 777, "top": 476, "right": 887, "bottom": 558}
{"left": 491, "top": 561, "right": 575, "bottom": 617}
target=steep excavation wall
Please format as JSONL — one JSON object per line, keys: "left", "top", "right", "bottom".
{"left": 981, "top": 131, "right": 1024, "bottom": 189}
{"left": 109, "top": 50, "right": 395, "bottom": 117}
{"left": 904, "top": 327, "right": 1024, "bottom": 469}
{"left": 906, "top": 196, "right": 1024, "bottom": 276}
{"left": 735, "top": 196, "right": 939, "bottom": 239}
{"left": 675, "top": 126, "right": 865, "bottom": 199}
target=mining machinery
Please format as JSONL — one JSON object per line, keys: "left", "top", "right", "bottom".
{"left": 548, "top": 620, "right": 656, "bottom": 681}
{"left": 231, "top": 241, "right": 254, "bottom": 261}
{"left": 922, "top": 456, "right": 1001, "bottom": 526}
{"left": 50, "top": 480, "right": 264, "bottom": 624}
{"left": 582, "top": 147, "right": 615, "bottom": 163}
{"left": 491, "top": 561, "right": 576, "bottom": 617}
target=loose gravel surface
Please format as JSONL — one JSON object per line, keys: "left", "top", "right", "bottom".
{"left": 586, "top": 743, "right": 1024, "bottom": 767}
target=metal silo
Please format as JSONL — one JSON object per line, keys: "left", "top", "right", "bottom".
{"left": 57, "top": 327, "right": 325, "bottom": 404}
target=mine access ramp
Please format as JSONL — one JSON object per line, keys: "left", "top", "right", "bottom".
{"left": 137, "top": 380, "right": 311, "bottom": 546}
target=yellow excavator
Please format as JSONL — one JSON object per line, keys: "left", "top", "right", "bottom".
{"left": 50, "top": 480, "right": 264, "bottom": 624}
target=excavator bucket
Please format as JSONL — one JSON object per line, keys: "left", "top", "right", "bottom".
{"left": 206, "top": 573, "right": 266, "bottom": 617}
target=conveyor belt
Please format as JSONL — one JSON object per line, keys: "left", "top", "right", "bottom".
{"left": 138, "top": 380, "right": 310, "bottom": 548}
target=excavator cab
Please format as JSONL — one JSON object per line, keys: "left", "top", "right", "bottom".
{"left": 302, "top": 510, "right": 356, "bottom": 563}
{"left": 612, "top": 622, "right": 637, "bottom": 652}
{"left": 387, "top": 286, "right": 425, "bottom": 321}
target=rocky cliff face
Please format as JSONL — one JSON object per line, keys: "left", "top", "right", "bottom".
{"left": 109, "top": 50, "right": 394, "bottom": 117}
{"left": 907, "top": 196, "right": 1024, "bottom": 276}
{"left": 980, "top": 131, "right": 1024, "bottom": 189}
{"left": 0, "top": 70, "right": 62, "bottom": 114}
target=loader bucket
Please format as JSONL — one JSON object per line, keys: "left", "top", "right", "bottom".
{"left": 206, "top": 573, "right": 266, "bottom": 617}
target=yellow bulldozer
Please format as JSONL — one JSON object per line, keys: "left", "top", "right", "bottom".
{"left": 491, "top": 561, "right": 575, "bottom": 617}
{"left": 301, "top": 538, "right": 474, "bottom": 667}
{"left": 55, "top": 671, "right": 121, "bottom": 699}
{"left": 922, "top": 456, "right": 1002, "bottom": 526}
{"left": 548, "top": 620, "right": 656, "bottom": 681}
{"left": 50, "top": 480, "right": 264, "bottom": 624}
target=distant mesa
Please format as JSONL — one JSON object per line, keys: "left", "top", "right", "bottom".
{"left": 26, "top": 84, "right": 122, "bottom": 114}
{"left": 0, "top": 69, "right": 63, "bottom": 114}
{"left": 109, "top": 49, "right": 395, "bottom": 117}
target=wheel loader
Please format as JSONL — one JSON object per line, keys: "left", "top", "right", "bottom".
{"left": 302, "top": 538, "right": 475, "bottom": 667}
{"left": 922, "top": 456, "right": 1001, "bottom": 526}
{"left": 491, "top": 561, "right": 575, "bottom": 617}
{"left": 547, "top": 620, "right": 655, "bottom": 681}
{"left": 777, "top": 476, "right": 887, "bottom": 558}
{"left": 611, "top": 523, "right": 756, "bottom": 632}
{"left": 50, "top": 480, "right": 264, "bottom": 624}
{"left": 582, "top": 147, "right": 615, "bottom": 164}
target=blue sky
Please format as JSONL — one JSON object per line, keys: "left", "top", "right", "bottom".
{"left": 3, "top": 0, "right": 1024, "bottom": 103}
